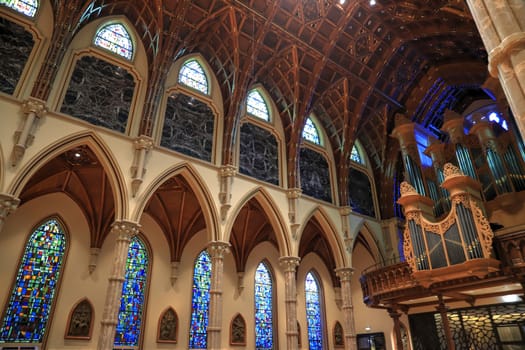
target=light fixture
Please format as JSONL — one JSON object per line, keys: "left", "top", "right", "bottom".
{"left": 502, "top": 294, "right": 521, "bottom": 303}
{"left": 339, "top": 0, "right": 346, "bottom": 4}
{"left": 365, "top": 326, "right": 371, "bottom": 332}
{"left": 370, "top": 0, "right": 376, "bottom": 5}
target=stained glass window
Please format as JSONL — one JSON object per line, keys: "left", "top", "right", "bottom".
{"left": 179, "top": 59, "right": 209, "bottom": 95}
{"left": 247, "top": 90, "right": 269, "bottom": 121}
{"left": 189, "top": 250, "right": 212, "bottom": 349}
{"left": 0, "top": 218, "right": 66, "bottom": 343}
{"left": 1, "top": 0, "right": 38, "bottom": 17}
{"left": 94, "top": 23, "right": 133, "bottom": 60}
{"left": 114, "top": 236, "right": 149, "bottom": 347}
{"left": 305, "top": 271, "right": 324, "bottom": 350}
{"left": 254, "top": 261, "right": 274, "bottom": 350}
{"left": 302, "top": 117, "right": 320, "bottom": 145}
{"left": 350, "top": 145, "right": 363, "bottom": 164}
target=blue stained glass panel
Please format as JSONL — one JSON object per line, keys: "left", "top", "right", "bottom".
{"left": 94, "top": 23, "right": 133, "bottom": 60}
{"left": 302, "top": 117, "right": 320, "bottom": 145}
{"left": 350, "top": 145, "right": 363, "bottom": 164}
{"left": 305, "top": 272, "right": 323, "bottom": 350}
{"left": 247, "top": 90, "right": 269, "bottom": 121}
{"left": 114, "top": 236, "right": 149, "bottom": 346}
{"left": 179, "top": 60, "right": 209, "bottom": 95}
{"left": 255, "top": 262, "right": 273, "bottom": 350}
{"left": 0, "top": 218, "right": 66, "bottom": 343}
{"left": 1, "top": 0, "right": 38, "bottom": 17}
{"left": 189, "top": 251, "right": 212, "bottom": 348}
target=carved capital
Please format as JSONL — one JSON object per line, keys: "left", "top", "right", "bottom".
{"left": 335, "top": 267, "right": 354, "bottom": 282}
{"left": 220, "top": 164, "right": 237, "bottom": 178}
{"left": 279, "top": 256, "right": 300, "bottom": 272}
{"left": 443, "top": 163, "right": 464, "bottom": 179}
{"left": 22, "top": 97, "right": 47, "bottom": 117}
{"left": 399, "top": 181, "right": 418, "bottom": 196}
{"left": 339, "top": 206, "right": 352, "bottom": 217}
{"left": 286, "top": 188, "right": 302, "bottom": 199}
{"left": 133, "top": 135, "right": 154, "bottom": 150}
{"left": 488, "top": 32, "right": 525, "bottom": 77}
{"left": 207, "top": 241, "right": 230, "bottom": 259}
{"left": 0, "top": 193, "right": 21, "bottom": 221}
{"left": 110, "top": 220, "right": 140, "bottom": 240}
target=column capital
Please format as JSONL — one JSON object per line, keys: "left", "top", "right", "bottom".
{"left": 133, "top": 135, "right": 154, "bottom": 150}
{"left": 0, "top": 193, "right": 21, "bottom": 220}
{"left": 335, "top": 267, "right": 355, "bottom": 281}
{"left": 207, "top": 240, "right": 230, "bottom": 258}
{"left": 488, "top": 31, "right": 525, "bottom": 77}
{"left": 279, "top": 256, "right": 301, "bottom": 272}
{"left": 286, "top": 188, "right": 302, "bottom": 199}
{"left": 110, "top": 220, "right": 140, "bottom": 240}
{"left": 22, "top": 97, "right": 47, "bottom": 117}
{"left": 219, "top": 164, "right": 237, "bottom": 177}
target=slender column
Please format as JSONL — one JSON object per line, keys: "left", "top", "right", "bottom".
{"left": 436, "top": 295, "right": 455, "bottom": 350}
{"left": 279, "top": 256, "right": 301, "bottom": 350}
{"left": 207, "top": 241, "right": 230, "bottom": 350}
{"left": 98, "top": 220, "right": 140, "bottom": 350}
{"left": 388, "top": 307, "right": 404, "bottom": 350}
{"left": 219, "top": 165, "right": 236, "bottom": 220}
{"left": 11, "top": 98, "right": 47, "bottom": 166}
{"left": 130, "top": 135, "right": 154, "bottom": 197}
{"left": 335, "top": 267, "right": 357, "bottom": 350}
{"left": 0, "top": 193, "right": 20, "bottom": 233}
{"left": 466, "top": 0, "right": 525, "bottom": 141}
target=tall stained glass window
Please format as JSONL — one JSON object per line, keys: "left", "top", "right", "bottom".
{"left": 114, "top": 236, "right": 149, "bottom": 347}
{"left": 254, "top": 261, "right": 274, "bottom": 349}
{"left": 1, "top": 0, "right": 38, "bottom": 17}
{"left": 305, "top": 271, "right": 324, "bottom": 350}
{"left": 247, "top": 90, "right": 269, "bottom": 121}
{"left": 94, "top": 23, "right": 133, "bottom": 60}
{"left": 302, "top": 116, "right": 320, "bottom": 145}
{"left": 189, "top": 250, "right": 212, "bottom": 348}
{"left": 0, "top": 218, "right": 66, "bottom": 343}
{"left": 350, "top": 145, "right": 363, "bottom": 164}
{"left": 179, "top": 59, "right": 209, "bottom": 95}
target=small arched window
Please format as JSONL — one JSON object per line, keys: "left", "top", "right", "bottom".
{"left": 2, "top": 0, "right": 38, "bottom": 17}
{"left": 189, "top": 250, "right": 212, "bottom": 348}
{"left": 305, "top": 271, "right": 324, "bottom": 350}
{"left": 114, "top": 236, "right": 149, "bottom": 347}
{"left": 254, "top": 261, "right": 275, "bottom": 348}
{"left": 302, "top": 116, "right": 321, "bottom": 145}
{"left": 0, "top": 218, "right": 67, "bottom": 343}
{"left": 350, "top": 144, "right": 363, "bottom": 164}
{"left": 247, "top": 89, "right": 270, "bottom": 121}
{"left": 94, "top": 23, "right": 133, "bottom": 60}
{"left": 178, "top": 59, "right": 209, "bottom": 95}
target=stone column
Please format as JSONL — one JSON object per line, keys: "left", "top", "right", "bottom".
{"left": 466, "top": 0, "right": 525, "bottom": 140}
{"left": 130, "top": 135, "right": 154, "bottom": 197}
{"left": 0, "top": 193, "right": 20, "bottom": 233}
{"left": 335, "top": 267, "right": 357, "bottom": 350}
{"left": 11, "top": 98, "right": 47, "bottom": 166}
{"left": 280, "top": 256, "right": 301, "bottom": 350}
{"left": 97, "top": 220, "right": 140, "bottom": 350}
{"left": 207, "top": 241, "right": 230, "bottom": 350}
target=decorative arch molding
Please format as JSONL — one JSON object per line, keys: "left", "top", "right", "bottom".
{"left": 64, "top": 297, "right": 94, "bottom": 340}
{"left": 7, "top": 131, "right": 128, "bottom": 219}
{"left": 353, "top": 222, "right": 384, "bottom": 266}
{"left": 296, "top": 206, "right": 347, "bottom": 268}
{"left": 223, "top": 186, "right": 291, "bottom": 256}
{"left": 132, "top": 162, "right": 219, "bottom": 241}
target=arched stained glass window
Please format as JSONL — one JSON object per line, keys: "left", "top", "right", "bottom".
{"left": 305, "top": 271, "right": 324, "bottom": 350}
{"left": 350, "top": 145, "right": 363, "bottom": 164}
{"left": 247, "top": 90, "right": 269, "bottom": 121}
{"left": 0, "top": 218, "right": 66, "bottom": 343}
{"left": 302, "top": 117, "right": 320, "bottom": 145}
{"left": 179, "top": 59, "right": 209, "bottom": 95}
{"left": 189, "top": 250, "right": 212, "bottom": 349}
{"left": 254, "top": 261, "right": 274, "bottom": 349}
{"left": 114, "top": 236, "right": 149, "bottom": 347}
{"left": 1, "top": 0, "right": 38, "bottom": 17}
{"left": 94, "top": 23, "right": 133, "bottom": 60}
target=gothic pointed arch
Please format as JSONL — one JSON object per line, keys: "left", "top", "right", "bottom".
{"left": 0, "top": 216, "right": 68, "bottom": 346}
{"left": 65, "top": 298, "right": 94, "bottom": 339}
{"left": 304, "top": 269, "right": 327, "bottom": 350}
{"left": 93, "top": 21, "right": 134, "bottom": 60}
{"left": 7, "top": 132, "right": 128, "bottom": 246}
{"left": 297, "top": 207, "right": 347, "bottom": 283}
{"left": 254, "top": 259, "right": 277, "bottom": 348}
{"left": 189, "top": 249, "right": 212, "bottom": 349}
{"left": 353, "top": 222, "right": 384, "bottom": 266}
{"left": 230, "top": 313, "right": 246, "bottom": 345}
{"left": 157, "top": 307, "right": 178, "bottom": 343}
{"left": 224, "top": 187, "right": 291, "bottom": 268}
{"left": 133, "top": 163, "right": 219, "bottom": 260}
